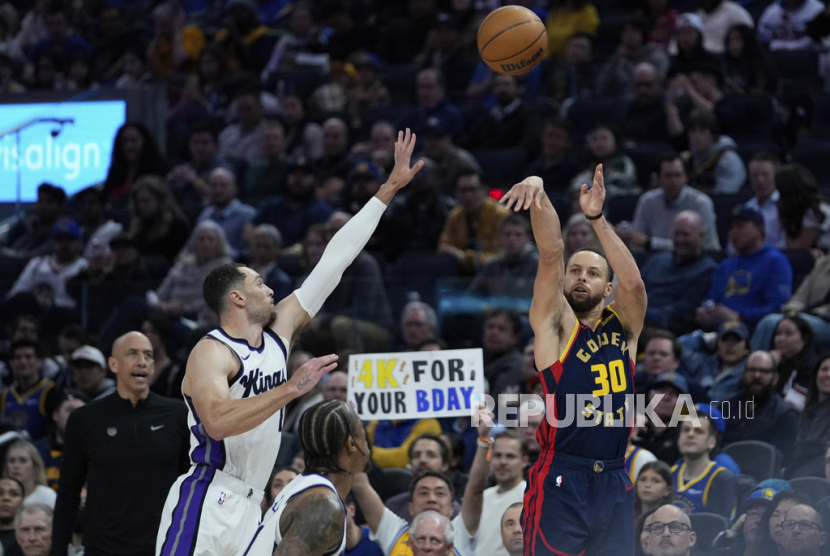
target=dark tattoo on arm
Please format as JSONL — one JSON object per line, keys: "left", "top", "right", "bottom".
{"left": 602, "top": 220, "right": 608, "bottom": 230}
{"left": 275, "top": 491, "right": 344, "bottom": 556}
{"left": 296, "top": 374, "right": 312, "bottom": 390}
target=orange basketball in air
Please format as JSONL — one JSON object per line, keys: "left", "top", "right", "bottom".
{"left": 477, "top": 6, "right": 548, "bottom": 76}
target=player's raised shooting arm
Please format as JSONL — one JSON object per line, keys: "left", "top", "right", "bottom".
{"left": 582, "top": 166, "right": 647, "bottom": 340}
{"left": 273, "top": 488, "right": 345, "bottom": 556}
{"left": 185, "top": 339, "right": 337, "bottom": 440}
{"left": 501, "top": 177, "right": 573, "bottom": 357}
{"left": 271, "top": 129, "right": 423, "bottom": 342}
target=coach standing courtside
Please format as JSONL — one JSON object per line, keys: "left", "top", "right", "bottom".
{"left": 51, "top": 332, "right": 189, "bottom": 556}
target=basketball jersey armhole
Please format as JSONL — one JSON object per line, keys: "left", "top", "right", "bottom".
{"left": 203, "top": 335, "right": 244, "bottom": 386}
{"left": 264, "top": 327, "right": 289, "bottom": 358}
{"left": 556, "top": 319, "right": 581, "bottom": 363}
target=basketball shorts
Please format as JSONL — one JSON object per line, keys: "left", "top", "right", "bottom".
{"left": 157, "top": 465, "right": 265, "bottom": 556}
{"left": 523, "top": 451, "right": 634, "bottom": 556}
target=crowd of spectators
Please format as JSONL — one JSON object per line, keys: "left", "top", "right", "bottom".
{"left": 0, "top": 0, "right": 830, "bottom": 553}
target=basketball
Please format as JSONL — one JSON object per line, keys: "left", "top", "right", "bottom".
{"left": 477, "top": 6, "right": 548, "bottom": 76}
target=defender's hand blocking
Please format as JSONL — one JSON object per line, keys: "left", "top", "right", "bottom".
{"left": 580, "top": 164, "right": 606, "bottom": 217}
{"left": 500, "top": 176, "right": 545, "bottom": 211}
{"left": 385, "top": 128, "right": 424, "bottom": 191}
{"left": 287, "top": 354, "right": 339, "bottom": 396}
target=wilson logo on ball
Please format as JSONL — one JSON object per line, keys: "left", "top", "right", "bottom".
{"left": 499, "top": 47, "right": 545, "bottom": 73}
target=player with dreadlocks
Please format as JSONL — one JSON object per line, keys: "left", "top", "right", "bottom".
{"left": 243, "top": 399, "right": 370, "bottom": 556}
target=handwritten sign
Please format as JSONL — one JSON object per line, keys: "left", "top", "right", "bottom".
{"left": 348, "top": 349, "right": 485, "bottom": 420}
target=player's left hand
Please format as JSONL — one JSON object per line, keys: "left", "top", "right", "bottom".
{"left": 579, "top": 164, "right": 605, "bottom": 217}
{"left": 474, "top": 403, "right": 495, "bottom": 441}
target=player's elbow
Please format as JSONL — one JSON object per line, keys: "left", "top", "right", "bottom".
{"left": 201, "top": 416, "right": 230, "bottom": 441}
{"left": 618, "top": 277, "right": 647, "bottom": 299}
{"left": 538, "top": 238, "right": 564, "bottom": 259}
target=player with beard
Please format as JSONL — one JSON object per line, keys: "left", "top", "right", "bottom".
{"left": 500, "top": 165, "right": 648, "bottom": 556}
{"left": 157, "top": 130, "right": 424, "bottom": 556}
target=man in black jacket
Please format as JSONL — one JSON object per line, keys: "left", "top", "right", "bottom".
{"left": 51, "top": 332, "right": 189, "bottom": 556}
{"left": 720, "top": 350, "right": 798, "bottom": 461}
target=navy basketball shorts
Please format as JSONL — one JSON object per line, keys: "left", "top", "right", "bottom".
{"left": 522, "top": 451, "right": 634, "bottom": 556}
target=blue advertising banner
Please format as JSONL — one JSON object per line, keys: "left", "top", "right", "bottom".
{"left": 0, "top": 101, "right": 126, "bottom": 201}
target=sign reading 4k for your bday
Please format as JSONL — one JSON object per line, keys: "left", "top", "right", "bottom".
{"left": 347, "top": 349, "right": 485, "bottom": 420}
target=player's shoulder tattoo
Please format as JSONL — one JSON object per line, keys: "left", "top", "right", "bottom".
{"left": 278, "top": 488, "right": 344, "bottom": 555}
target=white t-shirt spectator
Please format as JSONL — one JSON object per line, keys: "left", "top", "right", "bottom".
{"left": 698, "top": 1, "right": 754, "bottom": 53}
{"left": 758, "top": 0, "right": 824, "bottom": 50}
{"left": 476, "top": 481, "right": 526, "bottom": 556}
{"left": 26, "top": 484, "right": 56, "bottom": 508}
{"left": 6, "top": 255, "right": 88, "bottom": 309}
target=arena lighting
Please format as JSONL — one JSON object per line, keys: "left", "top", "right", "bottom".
{"left": 0, "top": 117, "right": 75, "bottom": 217}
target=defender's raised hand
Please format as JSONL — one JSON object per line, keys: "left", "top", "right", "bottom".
{"left": 383, "top": 128, "right": 424, "bottom": 192}
{"left": 500, "top": 176, "right": 546, "bottom": 212}
{"left": 580, "top": 164, "right": 606, "bottom": 217}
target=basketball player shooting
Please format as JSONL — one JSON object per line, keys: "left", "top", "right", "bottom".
{"left": 500, "top": 166, "right": 647, "bottom": 556}
{"left": 156, "top": 129, "right": 424, "bottom": 556}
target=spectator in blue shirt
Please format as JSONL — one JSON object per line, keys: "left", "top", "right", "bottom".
{"left": 696, "top": 206, "right": 792, "bottom": 329}
{"left": 188, "top": 167, "right": 256, "bottom": 259}
{"left": 248, "top": 157, "right": 334, "bottom": 248}
{"left": 398, "top": 68, "right": 464, "bottom": 140}
{"left": 642, "top": 210, "right": 717, "bottom": 335}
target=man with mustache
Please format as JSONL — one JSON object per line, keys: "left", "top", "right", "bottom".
{"left": 720, "top": 350, "right": 798, "bottom": 460}
{"left": 642, "top": 505, "right": 696, "bottom": 556}
{"left": 500, "top": 165, "right": 648, "bottom": 556}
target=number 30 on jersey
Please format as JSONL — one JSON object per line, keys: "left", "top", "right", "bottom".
{"left": 591, "top": 359, "right": 627, "bottom": 397}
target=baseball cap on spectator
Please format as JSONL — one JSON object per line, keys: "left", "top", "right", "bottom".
{"left": 423, "top": 117, "right": 450, "bottom": 138}
{"left": 756, "top": 478, "right": 791, "bottom": 492}
{"left": 348, "top": 161, "right": 383, "bottom": 182}
{"left": 694, "top": 403, "right": 725, "bottom": 434}
{"left": 71, "top": 345, "right": 107, "bottom": 369}
{"left": 52, "top": 220, "right": 82, "bottom": 239}
{"left": 676, "top": 13, "right": 704, "bottom": 35}
{"left": 740, "top": 488, "right": 779, "bottom": 514}
{"left": 717, "top": 321, "right": 749, "bottom": 341}
{"left": 651, "top": 372, "right": 689, "bottom": 395}
{"left": 728, "top": 206, "right": 764, "bottom": 229}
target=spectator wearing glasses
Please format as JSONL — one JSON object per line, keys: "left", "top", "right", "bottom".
{"left": 641, "top": 504, "right": 696, "bottom": 556}
{"left": 780, "top": 504, "right": 827, "bottom": 556}
{"left": 721, "top": 351, "right": 798, "bottom": 461}
{"left": 761, "top": 490, "right": 813, "bottom": 556}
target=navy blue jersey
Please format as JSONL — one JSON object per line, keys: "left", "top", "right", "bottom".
{"left": 537, "top": 307, "right": 635, "bottom": 460}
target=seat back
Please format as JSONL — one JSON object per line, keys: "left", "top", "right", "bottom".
{"left": 788, "top": 477, "right": 830, "bottom": 504}
{"left": 382, "top": 467, "right": 414, "bottom": 501}
{"left": 689, "top": 512, "right": 730, "bottom": 554}
{"left": 721, "top": 441, "right": 779, "bottom": 482}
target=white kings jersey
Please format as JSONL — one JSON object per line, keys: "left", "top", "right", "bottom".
{"left": 184, "top": 327, "right": 289, "bottom": 489}
{"left": 243, "top": 474, "right": 347, "bottom": 556}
